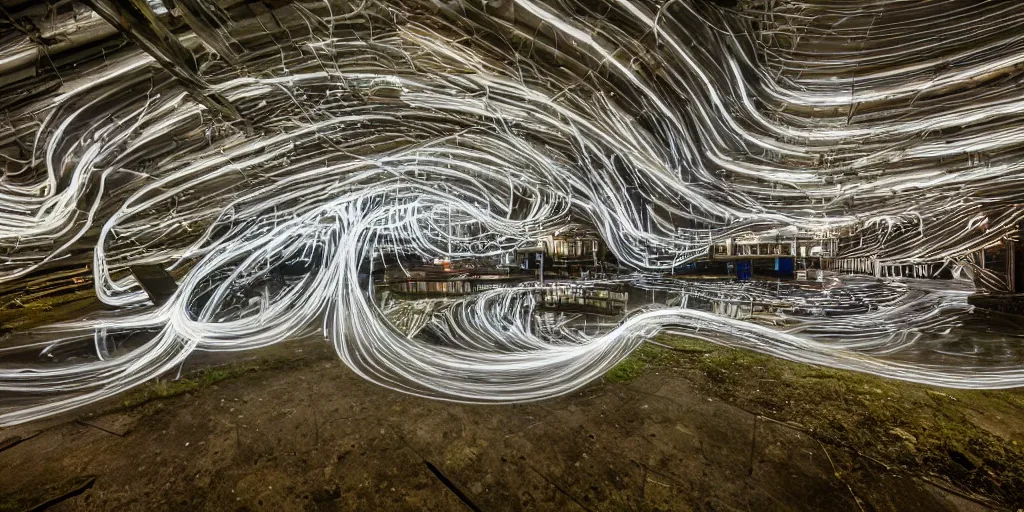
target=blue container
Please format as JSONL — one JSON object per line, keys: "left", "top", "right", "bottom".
{"left": 775, "top": 257, "right": 794, "bottom": 275}
{"left": 737, "top": 259, "right": 752, "bottom": 281}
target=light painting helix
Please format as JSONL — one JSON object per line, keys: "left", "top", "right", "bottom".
{"left": 1, "top": 0, "right": 1024, "bottom": 425}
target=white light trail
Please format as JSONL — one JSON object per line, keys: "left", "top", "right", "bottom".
{"left": 0, "top": 0, "right": 1023, "bottom": 425}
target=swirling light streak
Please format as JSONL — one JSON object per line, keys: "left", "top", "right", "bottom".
{"left": 0, "top": 0, "right": 1023, "bottom": 425}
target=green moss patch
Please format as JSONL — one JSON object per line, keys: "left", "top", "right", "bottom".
{"left": 120, "top": 359, "right": 286, "bottom": 409}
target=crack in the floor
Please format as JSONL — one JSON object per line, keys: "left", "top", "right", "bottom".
{"left": 423, "top": 460, "right": 483, "bottom": 512}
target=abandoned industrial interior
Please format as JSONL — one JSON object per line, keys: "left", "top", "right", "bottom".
{"left": 2, "top": 0, "right": 1024, "bottom": 510}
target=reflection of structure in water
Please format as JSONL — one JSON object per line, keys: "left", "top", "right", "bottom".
{"left": 535, "top": 284, "right": 628, "bottom": 316}
{"left": 384, "top": 264, "right": 529, "bottom": 297}
{"left": 392, "top": 280, "right": 474, "bottom": 296}
{"left": 711, "top": 300, "right": 752, "bottom": 320}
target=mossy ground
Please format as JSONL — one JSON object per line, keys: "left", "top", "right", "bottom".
{"left": 118, "top": 356, "right": 306, "bottom": 410}
{"left": 119, "top": 365, "right": 261, "bottom": 409}
{"left": 607, "top": 335, "right": 1024, "bottom": 508}
{"left": 4, "top": 333, "right": 1021, "bottom": 511}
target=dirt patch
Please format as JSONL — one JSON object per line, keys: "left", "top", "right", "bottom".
{"left": 0, "top": 338, "right": 1016, "bottom": 511}
{"left": 119, "top": 357, "right": 309, "bottom": 410}
{"left": 609, "top": 335, "right": 1024, "bottom": 509}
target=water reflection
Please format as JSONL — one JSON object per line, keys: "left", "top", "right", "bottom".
{"left": 381, "top": 273, "right": 1024, "bottom": 370}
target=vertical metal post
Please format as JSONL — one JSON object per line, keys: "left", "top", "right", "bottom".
{"left": 539, "top": 244, "right": 545, "bottom": 286}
